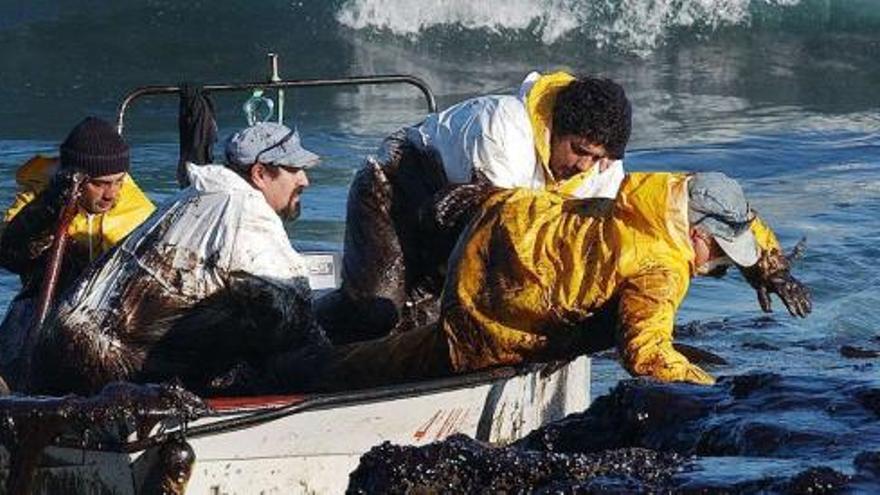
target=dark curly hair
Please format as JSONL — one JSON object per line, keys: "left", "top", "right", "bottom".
{"left": 552, "top": 76, "right": 631, "bottom": 159}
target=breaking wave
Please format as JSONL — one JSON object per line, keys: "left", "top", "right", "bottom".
{"left": 336, "top": 0, "right": 879, "bottom": 56}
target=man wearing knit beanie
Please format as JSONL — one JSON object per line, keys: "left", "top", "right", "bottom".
{"left": 58, "top": 116, "right": 133, "bottom": 214}
{"left": 0, "top": 117, "right": 155, "bottom": 387}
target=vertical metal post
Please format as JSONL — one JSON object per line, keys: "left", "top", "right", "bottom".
{"left": 268, "top": 53, "right": 284, "bottom": 124}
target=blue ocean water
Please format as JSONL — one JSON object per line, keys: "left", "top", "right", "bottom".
{"left": 0, "top": 0, "right": 878, "bottom": 489}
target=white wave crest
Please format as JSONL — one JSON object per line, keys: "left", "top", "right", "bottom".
{"left": 336, "top": 0, "right": 802, "bottom": 54}
{"left": 336, "top": 0, "right": 580, "bottom": 44}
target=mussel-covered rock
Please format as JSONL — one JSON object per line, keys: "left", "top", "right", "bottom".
{"left": 347, "top": 434, "right": 684, "bottom": 493}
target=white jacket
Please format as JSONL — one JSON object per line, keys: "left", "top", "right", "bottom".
{"left": 406, "top": 73, "right": 624, "bottom": 199}
{"left": 45, "top": 163, "right": 325, "bottom": 389}
{"left": 407, "top": 95, "right": 545, "bottom": 189}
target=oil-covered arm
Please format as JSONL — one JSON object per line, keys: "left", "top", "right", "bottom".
{"left": 0, "top": 168, "right": 84, "bottom": 277}
{"left": 419, "top": 171, "right": 499, "bottom": 236}
{"left": 224, "top": 270, "right": 328, "bottom": 351}
{"left": 617, "top": 268, "right": 715, "bottom": 385}
{"left": 0, "top": 189, "right": 62, "bottom": 276}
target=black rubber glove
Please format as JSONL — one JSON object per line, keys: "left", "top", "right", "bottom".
{"left": 420, "top": 171, "right": 499, "bottom": 233}
{"left": 410, "top": 173, "right": 499, "bottom": 298}
{"left": 0, "top": 168, "right": 87, "bottom": 291}
{"left": 45, "top": 168, "right": 87, "bottom": 214}
{"left": 741, "top": 239, "right": 811, "bottom": 318}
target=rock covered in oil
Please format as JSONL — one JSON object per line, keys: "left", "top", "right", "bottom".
{"left": 348, "top": 372, "right": 880, "bottom": 492}
{"left": 347, "top": 434, "right": 684, "bottom": 493}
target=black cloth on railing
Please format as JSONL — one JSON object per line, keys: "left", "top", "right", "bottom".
{"left": 177, "top": 84, "right": 217, "bottom": 188}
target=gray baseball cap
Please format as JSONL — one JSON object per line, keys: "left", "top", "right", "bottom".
{"left": 688, "top": 172, "right": 759, "bottom": 267}
{"left": 225, "top": 122, "right": 319, "bottom": 170}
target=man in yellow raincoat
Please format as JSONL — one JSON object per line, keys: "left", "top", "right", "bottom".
{"left": 317, "top": 72, "right": 633, "bottom": 343}
{"left": 439, "top": 172, "right": 810, "bottom": 384}
{"left": 266, "top": 171, "right": 811, "bottom": 390}
{"left": 0, "top": 117, "right": 155, "bottom": 380}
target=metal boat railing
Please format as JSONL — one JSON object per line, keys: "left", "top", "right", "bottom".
{"left": 115, "top": 54, "right": 437, "bottom": 135}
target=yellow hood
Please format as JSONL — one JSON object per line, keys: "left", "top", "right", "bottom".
{"left": 523, "top": 71, "right": 575, "bottom": 184}
{"left": 4, "top": 155, "right": 156, "bottom": 260}
{"left": 524, "top": 71, "right": 624, "bottom": 200}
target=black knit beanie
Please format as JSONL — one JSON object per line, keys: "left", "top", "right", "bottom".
{"left": 60, "top": 117, "right": 130, "bottom": 176}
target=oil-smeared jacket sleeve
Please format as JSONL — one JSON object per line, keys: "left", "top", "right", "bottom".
{"left": 4, "top": 189, "right": 37, "bottom": 224}
{"left": 751, "top": 215, "right": 782, "bottom": 254}
{"left": 616, "top": 267, "right": 715, "bottom": 385}
{"left": 0, "top": 190, "right": 59, "bottom": 276}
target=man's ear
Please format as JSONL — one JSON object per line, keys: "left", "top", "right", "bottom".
{"left": 689, "top": 226, "right": 713, "bottom": 259}
{"left": 688, "top": 226, "right": 701, "bottom": 245}
{"left": 249, "top": 162, "right": 267, "bottom": 189}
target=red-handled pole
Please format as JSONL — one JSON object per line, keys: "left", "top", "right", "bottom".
{"left": 21, "top": 174, "right": 85, "bottom": 389}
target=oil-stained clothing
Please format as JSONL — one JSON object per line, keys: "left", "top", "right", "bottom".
{"left": 29, "top": 163, "right": 327, "bottom": 395}
{"left": 0, "top": 156, "right": 155, "bottom": 386}
{"left": 0, "top": 155, "right": 156, "bottom": 297}
{"left": 406, "top": 71, "right": 625, "bottom": 198}
{"left": 317, "top": 72, "right": 625, "bottom": 343}
{"left": 292, "top": 172, "right": 782, "bottom": 391}
{"left": 314, "top": 130, "right": 458, "bottom": 344}
{"left": 441, "top": 172, "right": 780, "bottom": 384}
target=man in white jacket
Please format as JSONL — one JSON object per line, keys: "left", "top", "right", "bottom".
{"left": 28, "top": 122, "right": 328, "bottom": 396}
{"left": 317, "top": 72, "right": 632, "bottom": 343}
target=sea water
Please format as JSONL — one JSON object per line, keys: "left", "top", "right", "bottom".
{"left": 0, "top": 0, "right": 878, "bottom": 490}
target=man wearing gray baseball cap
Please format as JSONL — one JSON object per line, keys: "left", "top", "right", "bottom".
{"left": 688, "top": 172, "right": 761, "bottom": 272}
{"left": 225, "top": 122, "right": 319, "bottom": 220}
{"left": 687, "top": 172, "right": 811, "bottom": 317}
{"left": 26, "top": 121, "right": 330, "bottom": 395}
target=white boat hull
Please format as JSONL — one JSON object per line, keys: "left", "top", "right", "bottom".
{"left": 1, "top": 356, "right": 589, "bottom": 494}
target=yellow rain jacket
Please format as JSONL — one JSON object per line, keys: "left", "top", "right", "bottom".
{"left": 3, "top": 155, "right": 155, "bottom": 261}
{"left": 441, "top": 172, "right": 780, "bottom": 385}
{"left": 525, "top": 71, "right": 625, "bottom": 199}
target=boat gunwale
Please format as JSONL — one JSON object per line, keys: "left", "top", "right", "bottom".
{"left": 49, "top": 360, "right": 568, "bottom": 455}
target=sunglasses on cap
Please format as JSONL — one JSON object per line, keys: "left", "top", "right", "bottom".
{"left": 691, "top": 207, "right": 757, "bottom": 234}
{"left": 254, "top": 129, "right": 296, "bottom": 166}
